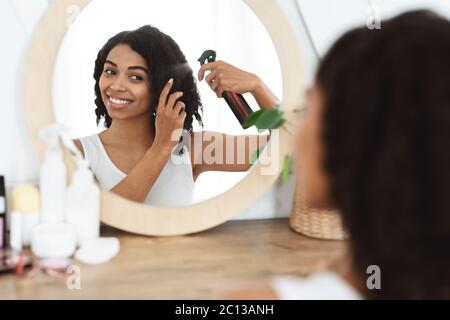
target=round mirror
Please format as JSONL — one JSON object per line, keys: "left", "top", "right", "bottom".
{"left": 52, "top": 0, "right": 282, "bottom": 206}
{"left": 22, "top": 0, "right": 304, "bottom": 235}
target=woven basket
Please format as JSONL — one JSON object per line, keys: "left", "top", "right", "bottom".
{"left": 290, "top": 186, "right": 348, "bottom": 240}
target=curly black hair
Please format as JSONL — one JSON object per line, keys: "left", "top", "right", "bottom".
{"left": 93, "top": 25, "right": 203, "bottom": 134}
{"left": 317, "top": 10, "right": 450, "bottom": 299}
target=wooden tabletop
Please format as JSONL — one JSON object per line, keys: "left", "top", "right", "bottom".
{"left": 0, "top": 218, "right": 346, "bottom": 299}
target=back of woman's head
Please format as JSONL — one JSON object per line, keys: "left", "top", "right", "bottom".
{"left": 317, "top": 10, "right": 450, "bottom": 299}
{"left": 93, "top": 25, "right": 203, "bottom": 131}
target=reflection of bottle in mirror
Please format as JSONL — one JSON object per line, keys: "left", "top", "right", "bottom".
{"left": 66, "top": 158, "right": 100, "bottom": 246}
{"left": 198, "top": 50, "right": 253, "bottom": 129}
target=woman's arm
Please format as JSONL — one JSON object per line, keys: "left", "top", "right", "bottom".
{"left": 75, "top": 138, "right": 180, "bottom": 202}
{"left": 251, "top": 76, "right": 279, "bottom": 111}
{"left": 192, "top": 131, "right": 270, "bottom": 179}
{"left": 110, "top": 144, "right": 172, "bottom": 202}
{"left": 194, "top": 61, "right": 278, "bottom": 177}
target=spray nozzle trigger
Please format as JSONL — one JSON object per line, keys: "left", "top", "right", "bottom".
{"left": 59, "top": 128, "right": 82, "bottom": 158}
{"left": 39, "top": 123, "right": 63, "bottom": 150}
{"left": 197, "top": 50, "right": 216, "bottom": 66}
{"left": 58, "top": 127, "right": 90, "bottom": 169}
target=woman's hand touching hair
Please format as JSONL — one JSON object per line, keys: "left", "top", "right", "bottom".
{"left": 153, "top": 78, "right": 187, "bottom": 153}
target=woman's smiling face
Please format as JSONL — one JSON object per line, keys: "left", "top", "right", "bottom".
{"left": 99, "top": 44, "right": 151, "bottom": 121}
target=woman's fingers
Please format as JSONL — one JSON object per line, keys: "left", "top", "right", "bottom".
{"left": 173, "top": 101, "right": 185, "bottom": 116}
{"left": 158, "top": 79, "right": 173, "bottom": 108}
{"left": 198, "top": 61, "right": 222, "bottom": 81}
{"left": 199, "top": 61, "right": 238, "bottom": 97}
{"left": 205, "top": 70, "right": 218, "bottom": 87}
{"left": 212, "top": 78, "right": 223, "bottom": 92}
{"left": 208, "top": 72, "right": 228, "bottom": 93}
{"left": 166, "top": 91, "right": 183, "bottom": 110}
{"left": 216, "top": 87, "right": 225, "bottom": 98}
{"left": 153, "top": 80, "right": 188, "bottom": 150}
{"left": 213, "top": 78, "right": 230, "bottom": 97}
{"left": 179, "top": 110, "right": 187, "bottom": 124}
{"left": 157, "top": 78, "right": 174, "bottom": 116}
{"left": 199, "top": 60, "right": 258, "bottom": 96}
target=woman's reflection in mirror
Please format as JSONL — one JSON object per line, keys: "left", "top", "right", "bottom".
{"left": 73, "top": 25, "right": 278, "bottom": 206}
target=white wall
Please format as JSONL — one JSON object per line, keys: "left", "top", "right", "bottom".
{"left": 285, "top": 0, "right": 450, "bottom": 86}
{"left": 0, "top": 0, "right": 48, "bottom": 187}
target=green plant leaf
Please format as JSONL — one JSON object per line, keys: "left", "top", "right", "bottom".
{"left": 271, "top": 118, "right": 286, "bottom": 129}
{"left": 255, "top": 109, "right": 284, "bottom": 130}
{"left": 282, "top": 155, "right": 293, "bottom": 183}
{"left": 243, "top": 109, "right": 265, "bottom": 129}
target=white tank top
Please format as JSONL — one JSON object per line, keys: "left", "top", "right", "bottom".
{"left": 271, "top": 272, "right": 362, "bottom": 300}
{"left": 79, "top": 134, "right": 194, "bottom": 207}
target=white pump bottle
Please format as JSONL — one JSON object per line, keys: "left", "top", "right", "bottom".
{"left": 39, "top": 124, "right": 66, "bottom": 223}
{"left": 60, "top": 131, "right": 101, "bottom": 246}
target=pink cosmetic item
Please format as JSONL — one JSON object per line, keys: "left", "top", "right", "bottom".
{"left": 0, "top": 176, "right": 6, "bottom": 249}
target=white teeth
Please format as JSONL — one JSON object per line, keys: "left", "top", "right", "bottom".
{"left": 109, "top": 97, "right": 132, "bottom": 105}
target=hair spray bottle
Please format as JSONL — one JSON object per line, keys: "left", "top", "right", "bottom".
{"left": 198, "top": 50, "right": 253, "bottom": 129}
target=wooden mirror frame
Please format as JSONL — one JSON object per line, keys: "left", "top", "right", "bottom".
{"left": 22, "top": 0, "right": 304, "bottom": 236}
